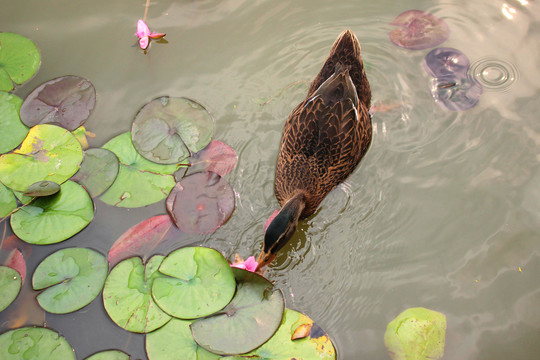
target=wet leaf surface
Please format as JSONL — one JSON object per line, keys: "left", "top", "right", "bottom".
{"left": 429, "top": 74, "right": 482, "bottom": 111}
{"left": 0, "top": 124, "right": 83, "bottom": 192}
{"left": 0, "top": 326, "right": 75, "bottom": 359}
{"left": 0, "top": 181, "right": 16, "bottom": 217}
{"left": 423, "top": 47, "right": 470, "bottom": 78}
{"left": 131, "top": 97, "right": 214, "bottom": 164}
{"left": 71, "top": 148, "right": 120, "bottom": 197}
{"left": 185, "top": 140, "right": 238, "bottom": 177}
{"left": 0, "top": 266, "right": 21, "bottom": 312}
{"left": 20, "top": 76, "right": 96, "bottom": 131}
{"left": 0, "top": 91, "right": 28, "bottom": 154}
{"left": 103, "top": 256, "right": 171, "bottom": 333}
{"left": 389, "top": 10, "right": 449, "bottom": 50}
{"left": 384, "top": 307, "right": 447, "bottom": 360}
{"left": 10, "top": 180, "right": 94, "bottom": 244}
{"left": 0, "top": 32, "right": 41, "bottom": 91}
{"left": 190, "top": 268, "right": 285, "bottom": 355}
{"left": 166, "top": 171, "right": 235, "bottom": 234}
{"left": 32, "top": 247, "right": 108, "bottom": 314}
{"left": 22, "top": 180, "right": 60, "bottom": 197}
{"left": 152, "top": 247, "right": 236, "bottom": 319}
{"left": 84, "top": 349, "right": 130, "bottom": 360}
{"left": 100, "top": 132, "right": 177, "bottom": 208}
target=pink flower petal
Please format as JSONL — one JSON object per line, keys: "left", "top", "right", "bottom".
{"left": 149, "top": 32, "right": 166, "bottom": 39}
{"left": 243, "top": 256, "right": 259, "bottom": 272}
{"left": 231, "top": 262, "right": 247, "bottom": 270}
{"left": 139, "top": 36, "right": 149, "bottom": 50}
{"left": 136, "top": 19, "right": 150, "bottom": 38}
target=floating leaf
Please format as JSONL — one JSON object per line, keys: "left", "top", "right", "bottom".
{"left": 100, "top": 132, "right": 177, "bottom": 208}
{"left": 32, "top": 247, "right": 108, "bottom": 314}
{"left": 423, "top": 47, "right": 471, "bottom": 78}
{"left": 185, "top": 140, "right": 238, "bottom": 177}
{"left": 166, "top": 171, "right": 235, "bottom": 234}
{"left": 108, "top": 214, "right": 183, "bottom": 268}
{"left": 0, "top": 32, "right": 41, "bottom": 91}
{"left": 0, "top": 181, "right": 16, "bottom": 217}
{"left": 429, "top": 74, "right": 482, "bottom": 111}
{"left": 85, "top": 350, "right": 130, "bottom": 360}
{"left": 0, "top": 266, "right": 21, "bottom": 312}
{"left": 0, "top": 91, "right": 28, "bottom": 154}
{"left": 71, "top": 148, "right": 120, "bottom": 197}
{"left": 23, "top": 180, "right": 60, "bottom": 197}
{"left": 2, "top": 250, "right": 26, "bottom": 285}
{"left": 20, "top": 76, "right": 96, "bottom": 131}
{"left": 131, "top": 97, "right": 214, "bottom": 164}
{"left": 103, "top": 256, "right": 171, "bottom": 333}
{"left": 0, "top": 124, "right": 83, "bottom": 192}
{"left": 0, "top": 327, "right": 75, "bottom": 359}
{"left": 72, "top": 126, "right": 94, "bottom": 150}
{"left": 152, "top": 247, "right": 236, "bottom": 319}
{"left": 10, "top": 180, "right": 94, "bottom": 244}
{"left": 384, "top": 307, "right": 447, "bottom": 360}
{"left": 191, "top": 268, "right": 285, "bottom": 355}
{"left": 145, "top": 318, "right": 220, "bottom": 360}
{"left": 389, "top": 10, "right": 449, "bottom": 50}
{"left": 0, "top": 235, "right": 29, "bottom": 284}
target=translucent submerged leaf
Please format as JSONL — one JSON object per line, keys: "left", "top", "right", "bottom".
{"left": 152, "top": 247, "right": 236, "bottom": 319}
{"left": 23, "top": 180, "right": 60, "bottom": 197}
{"left": 0, "top": 266, "right": 21, "bottom": 312}
{"left": 423, "top": 47, "right": 470, "bottom": 78}
{"left": 85, "top": 350, "right": 130, "bottom": 360}
{"left": 190, "top": 268, "right": 285, "bottom": 355}
{"left": 10, "top": 180, "right": 94, "bottom": 244}
{"left": 131, "top": 97, "right": 214, "bottom": 164}
{"left": 32, "top": 247, "right": 108, "bottom": 314}
{"left": 384, "top": 307, "right": 447, "bottom": 360}
{"left": 185, "top": 140, "right": 238, "bottom": 177}
{"left": 0, "top": 91, "right": 28, "bottom": 154}
{"left": 0, "top": 32, "right": 41, "bottom": 91}
{"left": 429, "top": 74, "right": 482, "bottom": 111}
{"left": 71, "top": 148, "right": 120, "bottom": 197}
{"left": 20, "top": 76, "right": 96, "bottom": 131}
{"left": 0, "top": 181, "right": 16, "bottom": 217}
{"left": 0, "top": 327, "right": 74, "bottom": 359}
{"left": 389, "top": 10, "right": 449, "bottom": 50}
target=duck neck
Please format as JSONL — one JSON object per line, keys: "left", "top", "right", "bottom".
{"left": 281, "top": 192, "right": 306, "bottom": 223}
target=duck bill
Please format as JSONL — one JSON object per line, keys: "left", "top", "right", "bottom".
{"left": 255, "top": 250, "right": 276, "bottom": 272}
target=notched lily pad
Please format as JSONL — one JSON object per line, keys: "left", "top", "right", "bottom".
{"left": 184, "top": 140, "right": 238, "bottom": 177}
{"left": 20, "top": 75, "right": 96, "bottom": 131}
{"left": 131, "top": 97, "right": 214, "bottom": 164}
{"left": 0, "top": 326, "right": 75, "bottom": 359}
{"left": 71, "top": 148, "right": 120, "bottom": 197}
{"left": 0, "top": 32, "right": 41, "bottom": 91}
{"left": 32, "top": 247, "right": 108, "bottom": 314}
{"left": 0, "top": 181, "right": 16, "bottom": 217}
{"left": 23, "top": 180, "right": 60, "bottom": 197}
{"left": 430, "top": 74, "right": 482, "bottom": 111}
{"left": 0, "top": 266, "right": 21, "bottom": 312}
{"left": 0, "top": 91, "right": 28, "bottom": 154}
{"left": 423, "top": 47, "right": 470, "bottom": 78}
{"left": 85, "top": 350, "right": 130, "bottom": 360}
{"left": 166, "top": 171, "right": 235, "bottom": 234}
{"left": 389, "top": 10, "right": 449, "bottom": 50}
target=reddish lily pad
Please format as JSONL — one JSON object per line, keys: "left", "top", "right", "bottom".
{"left": 20, "top": 76, "right": 96, "bottom": 131}
{"left": 131, "top": 97, "right": 214, "bottom": 164}
{"left": 23, "top": 180, "right": 60, "bottom": 197}
{"left": 184, "top": 140, "right": 238, "bottom": 177}
{"left": 0, "top": 235, "right": 29, "bottom": 284}
{"left": 389, "top": 10, "right": 449, "bottom": 50}
{"left": 71, "top": 148, "right": 120, "bottom": 197}
{"left": 2, "top": 248, "right": 26, "bottom": 284}
{"left": 0, "top": 91, "right": 28, "bottom": 154}
{"left": 0, "top": 32, "right": 41, "bottom": 91}
{"left": 166, "top": 171, "right": 235, "bottom": 234}
{"left": 0, "top": 266, "right": 21, "bottom": 312}
{"left": 0, "top": 327, "right": 75, "bottom": 359}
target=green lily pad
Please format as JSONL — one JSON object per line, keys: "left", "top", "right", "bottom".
{"left": 103, "top": 256, "right": 171, "bottom": 333}
{"left": 0, "top": 91, "right": 28, "bottom": 154}
{"left": 20, "top": 76, "right": 96, "bottom": 131}
{"left": 71, "top": 148, "right": 120, "bottom": 197}
{"left": 10, "top": 180, "right": 94, "bottom": 244}
{"left": 384, "top": 307, "right": 447, "bottom": 360}
{"left": 32, "top": 247, "right": 108, "bottom": 314}
{"left": 0, "top": 123, "right": 83, "bottom": 192}
{"left": 0, "top": 266, "right": 21, "bottom": 312}
{"left": 0, "top": 32, "right": 41, "bottom": 91}
{"left": 131, "top": 97, "right": 214, "bottom": 164}
{"left": 145, "top": 318, "right": 220, "bottom": 360}
{"left": 190, "top": 268, "right": 285, "bottom": 355}
{"left": 0, "top": 181, "right": 16, "bottom": 217}
{"left": 23, "top": 180, "right": 60, "bottom": 197}
{"left": 100, "top": 132, "right": 177, "bottom": 208}
{"left": 0, "top": 326, "right": 74, "bottom": 359}
{"left": 152, "top": 247, "right": 236, "bottom": 319}
{"left": 85, "top": 350, "right": 130, "bottom": 360}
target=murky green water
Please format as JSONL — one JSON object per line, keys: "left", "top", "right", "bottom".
{"left": 2, "top": 0, "right": 540, "bottom": 358}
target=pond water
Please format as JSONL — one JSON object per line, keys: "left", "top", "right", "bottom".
{"left": 2, "top": 0, "right": 540, "bottom": 359}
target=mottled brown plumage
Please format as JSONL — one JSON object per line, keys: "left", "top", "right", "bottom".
{"left": 257, "top": 30, "right": 372, "bottom": 269}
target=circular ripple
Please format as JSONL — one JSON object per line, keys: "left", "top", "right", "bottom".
{"left": 470, "top": 57, "right": 518, "bottom": 91}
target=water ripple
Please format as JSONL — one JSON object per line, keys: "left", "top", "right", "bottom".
{"left": 470, "top": 57, "right": 519, "bottom": 92}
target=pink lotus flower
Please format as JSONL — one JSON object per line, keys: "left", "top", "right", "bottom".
{"left": 230, "top": 256, "right": 259, "bottom": 272}
{"left": 135, "top": 19, "right": 165, "bottom": 50}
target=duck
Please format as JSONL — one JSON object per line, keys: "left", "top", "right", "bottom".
{"left": 256, "top": 29, "right": 372, "bottom": 270}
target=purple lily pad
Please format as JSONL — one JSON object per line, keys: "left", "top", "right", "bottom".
{"left": 20, "top": 76, "right": 96, "bottom": 131}
{"left": 389, "top": 10, "right": 449, "bottom": 50}
{"left": 423, "top": 47, "right": 471, "bottom": 78}
{"left": 166, "top": 171, "right": 235, "bottom": 234}
{"left": 430, "top": 74, "right": 482, "bottom": 111}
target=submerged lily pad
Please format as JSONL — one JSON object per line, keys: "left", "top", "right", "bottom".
{"left": 0, "top": 91, "right": 28, "bottom": 154}
{"left": 103, "top": 256, "right": 171, "bottom": 333}
{"left": 32, "top": 247, "right": 108, "bottom": 314}
{"left": 100, "top": 132, "right": 177, "bottom": 208}
{"left": 71, "top": 148, "right": 120, "bottom": 197}
{"left": 23, "top": 180, "right": 60, "bottom": 197}
{"left": 166, "top": 171, "right": 235, "bottom": 234}
{"left": 146, "top": 318, "right": 220, "bottom": 360}
{"left": 184, "top": 140, "right": 238, "bottom": 177}
{"left": 0, "top": 266, "right": 21, "bottom": 312}
{"left": 430, "top": 74, "right": 482, "bottom": 111}
{"left": 423, "top": 47, "right": 470, "bottom": 78}
{"left": 0, "top": 326, "right": 74, "bottom": 359}
{"left": 131, "top": 97, "right": 214, "bottom": 164}
{"left": 20, "top": 76, "right": 96, "bottom": 131}
{"left": 0, "top": 32, "right": 41, "bottom": 91}
{"left": 0, "top": 124, "right": 83, "bottom": 192}
{"left": 191, "top": 268, "right": 285, "bottom": 355}
{"left": 152, "top": 247, "right": 236, "bottom": 319}
{"left": 85, "top": 350, "right": 130, "bottom": 360}
{"left": 389, "top": 10, "right": 449, "bottom": 50}
{"left": 0, "top": 181, "right": 16, "bottom": 217}
{"left": 10, "top": 180, "right": 94, "bottom": 244}
{"left": 384, "top": 307, "right": 447, "bottom": 360}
